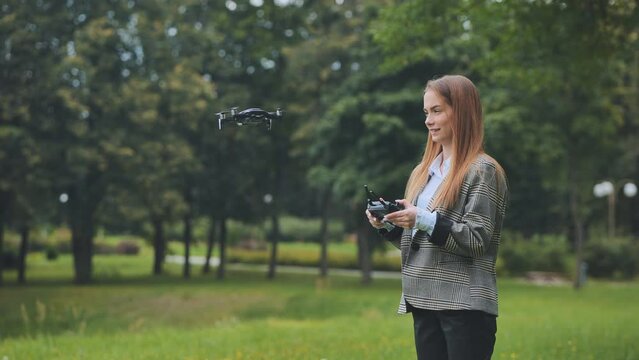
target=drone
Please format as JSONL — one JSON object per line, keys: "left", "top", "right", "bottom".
{"left": 216, "top": 107, "right": 284, "bottom": 130}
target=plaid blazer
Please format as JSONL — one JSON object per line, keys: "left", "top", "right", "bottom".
{"left": 381, "top": 154, "right": 508, "bottom": 316}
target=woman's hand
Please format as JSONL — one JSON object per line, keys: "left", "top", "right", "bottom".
{"left": 365, "top": 209, "right": 386, "bottom": 229}
{"left": 384, "top": 199, "right": 417, "bottom": 229}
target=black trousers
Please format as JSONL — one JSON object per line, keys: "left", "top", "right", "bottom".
{"left": 407, "top": 302, "right": 497, "bottom": 360}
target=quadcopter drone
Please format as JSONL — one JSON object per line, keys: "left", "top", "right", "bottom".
{"left": 216, "top": 107, "right": 284, "bottom": 130}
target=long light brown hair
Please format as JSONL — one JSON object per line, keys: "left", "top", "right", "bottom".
{"left": 405, "top": 75, "right": 504, "bottom": 209}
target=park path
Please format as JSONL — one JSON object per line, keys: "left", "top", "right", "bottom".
{"left": 165, "top": 255, "right": 401, "bottom": 279}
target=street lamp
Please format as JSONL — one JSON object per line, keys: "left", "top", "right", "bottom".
{"left": 593, "top": 180, "right": 637, "bottom": 239}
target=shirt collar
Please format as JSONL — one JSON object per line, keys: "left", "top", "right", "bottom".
{"left": 428, "top": 153, "right": 451, "bottom": 178}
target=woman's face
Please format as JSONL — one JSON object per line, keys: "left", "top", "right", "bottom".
{"left": 423, "top": 89, "right": 453, "bottom": 147}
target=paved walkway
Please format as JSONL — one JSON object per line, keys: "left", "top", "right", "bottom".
{"left": 165, "top": 255, "right": 401, "bottom": 280}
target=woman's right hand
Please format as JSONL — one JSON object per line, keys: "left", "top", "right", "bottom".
{"left": 365, "top": 209, "right": 385, "bottom": 229}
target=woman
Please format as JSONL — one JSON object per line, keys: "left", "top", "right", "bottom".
{"left": 366, "top": 75, "right": 508, "bottom": 360}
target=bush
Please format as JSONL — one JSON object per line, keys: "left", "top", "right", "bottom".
{"left": 30, "top": 227, "right": 72, "bottom": 254}
{"left": 29, "top": 238, "right": 72, "bottom": 254}
{"left": 266, "top": 216, "right": 344, "bottom": 243}
{"left": 164, "top": 216, "right": 345, "bottom": 245}
{"left": 55, "top": 240, "right": 73, "bottom": 254}
{"left": 226, "top": 220, "right": 268, "bottom": 245}
{"left": 94, "top": 242, "right": 117, "bottom": 255}
{"left": 115, "top": 240, "right": 140, "bottom": 255}
{"left": 28, "top": 238, "right": 49, "bottom": 252}
{"left": 45, "top": 246, "right": 59, "bottom": 261}
{"left": 499, "top": 232, "right": 569, "bottom": 276}
{"left": 584, "top": 237, "right": 639, "bottom": 279}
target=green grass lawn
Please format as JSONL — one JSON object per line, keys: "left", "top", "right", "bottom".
{"left": 1, "top": 254, "right": 638, "bottom": 359}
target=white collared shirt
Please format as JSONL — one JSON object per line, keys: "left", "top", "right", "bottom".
{"left": 412, "top": 153, "right": 451, "bottom": 235}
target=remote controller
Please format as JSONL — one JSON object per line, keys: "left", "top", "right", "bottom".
{"left": 364, "top": 185, "right": 404, "bottom": 221}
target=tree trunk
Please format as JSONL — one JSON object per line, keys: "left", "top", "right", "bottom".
{"left": 267, "top": 212, "right": 280, "bottom": 279}
{"left": 267, "top": 129, "right": 286, "bottom": 280}
{"left": 357, "top": 223, "right": 373, "bottom": 285}
{"left": 318, "top": 189, "right": 332, "bottom": 278}
{"left": 18, "top": 225, "right": 29, "bottom": 284}
{"left": 69, "top": 173, "right": 105, "bottom": 284}
{"left": 566, "top": 148, "right": 586, "bottom": 290}
{"left": 71, "top": 219, "right": 94, "bottom": 284}
{"left": 203, "top": 215, "right": 216, "bottom": 274}
{"left": 0, "top": 210, "right": 3, "bottom": 287}
{"left": 152, "top": 217, "right": 165, "bottom": 275}
{"left": 570, "top": 186, "right": 586, "bottom": 290}
{"left": 182, "top": 197, "right": 193, "bottom": 279}
{"left": 182, "top": 186, "right": 193, "bottom": 279}
{"left": 217, "top": 217, "right": 227, "bottom": 280}
{"left": 0, "top": 190, "right": 15, "bottom": 286}
{"left": 70, "top": 196, "right": 95, "bottom": 284}
{"left": 0, "top": 191, "right": 7, "bottom": 286}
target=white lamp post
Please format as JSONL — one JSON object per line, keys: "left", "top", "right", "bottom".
{"left": 593, "top": 180, "right": 637, "bottom": 239}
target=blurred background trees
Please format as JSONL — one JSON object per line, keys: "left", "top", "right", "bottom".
{"left": 1, "top": 0, "right": 637, "bottom": 284}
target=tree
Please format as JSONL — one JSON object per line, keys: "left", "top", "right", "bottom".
{"left": 0, "top": 0, "right": 79, "bottom": 284}
{"left": 471, "top": 0, "right": 636, "bottom": 288}
{"left": 373, "top": 0, "right": 638, "bottom": 288}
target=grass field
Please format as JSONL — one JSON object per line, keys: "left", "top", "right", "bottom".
{"left": 1, "top": 252, "right": 638, "bottom": 360}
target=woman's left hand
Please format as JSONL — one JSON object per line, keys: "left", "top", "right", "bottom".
{"left": 383, "top": 199, "right": 417, "bottom": 229}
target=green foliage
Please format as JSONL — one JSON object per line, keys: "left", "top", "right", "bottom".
{"left": 184, "top": 216, "right": 347, "bottom": 245}
{"left": 584, "top": 237, "right": 639, "bottom": 280}
{"left": 94, "top": 240, "right": 142, "bottom": 256}
{"left": 372, "top": 0, "right": 639, "bottom": 239}
{"left": 44, "top": 246, "right": 59, "bottom": 261}
{"left": 225, "top": 220, "right": 268, "bottom": 245}
{"left": 16, "top": 228, "right": 73, "bottom": 255}
{"left": 499, "top": 232, "right": 570, "bottom": 276}
{"left": 264, "top": 216, "right": 345, "bottom": 243}
{"left": 372, "top": 0, "right": 478, "bottom": 73}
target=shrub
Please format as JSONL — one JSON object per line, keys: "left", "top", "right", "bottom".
{"left": 226, "top": 220, "right": 267, "bottom": 245}
{"left": 115, "top": 240, "right": 140, "bottom": 255}
{"left": 49, "top": 227, "right": 72, "bottom": 243}
{"left": 28, "top": 238, "right": 49, "bottom": 252}
{"left": 32, "top": 227, "right": 72, "bottom": 254}
{"left": 499, "top": 232, "right": 569, "bottom": 276}
{"left": 235, "top": 239, "right": 268, "bottom": 250}
{"left": 30, "top": 238, "right": 72, "bottom": 254}
{"left": 94, "top": 242, "right": 117, "bottom": 255}
{"left": 55, "top": 240, "right": 73, "bottom": 254}
{"left": 45, "top": 246, "right": 59, "bottom": 261}
{"left": 584, "top": 237, "right": 639, "bottom": 279}
{"left": 268, "top": 216, "right": 345, "bottom": 243}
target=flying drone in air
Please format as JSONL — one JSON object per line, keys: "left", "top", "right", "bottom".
{"left": 216, "top": 107, "right": 284, "bottom": 130}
